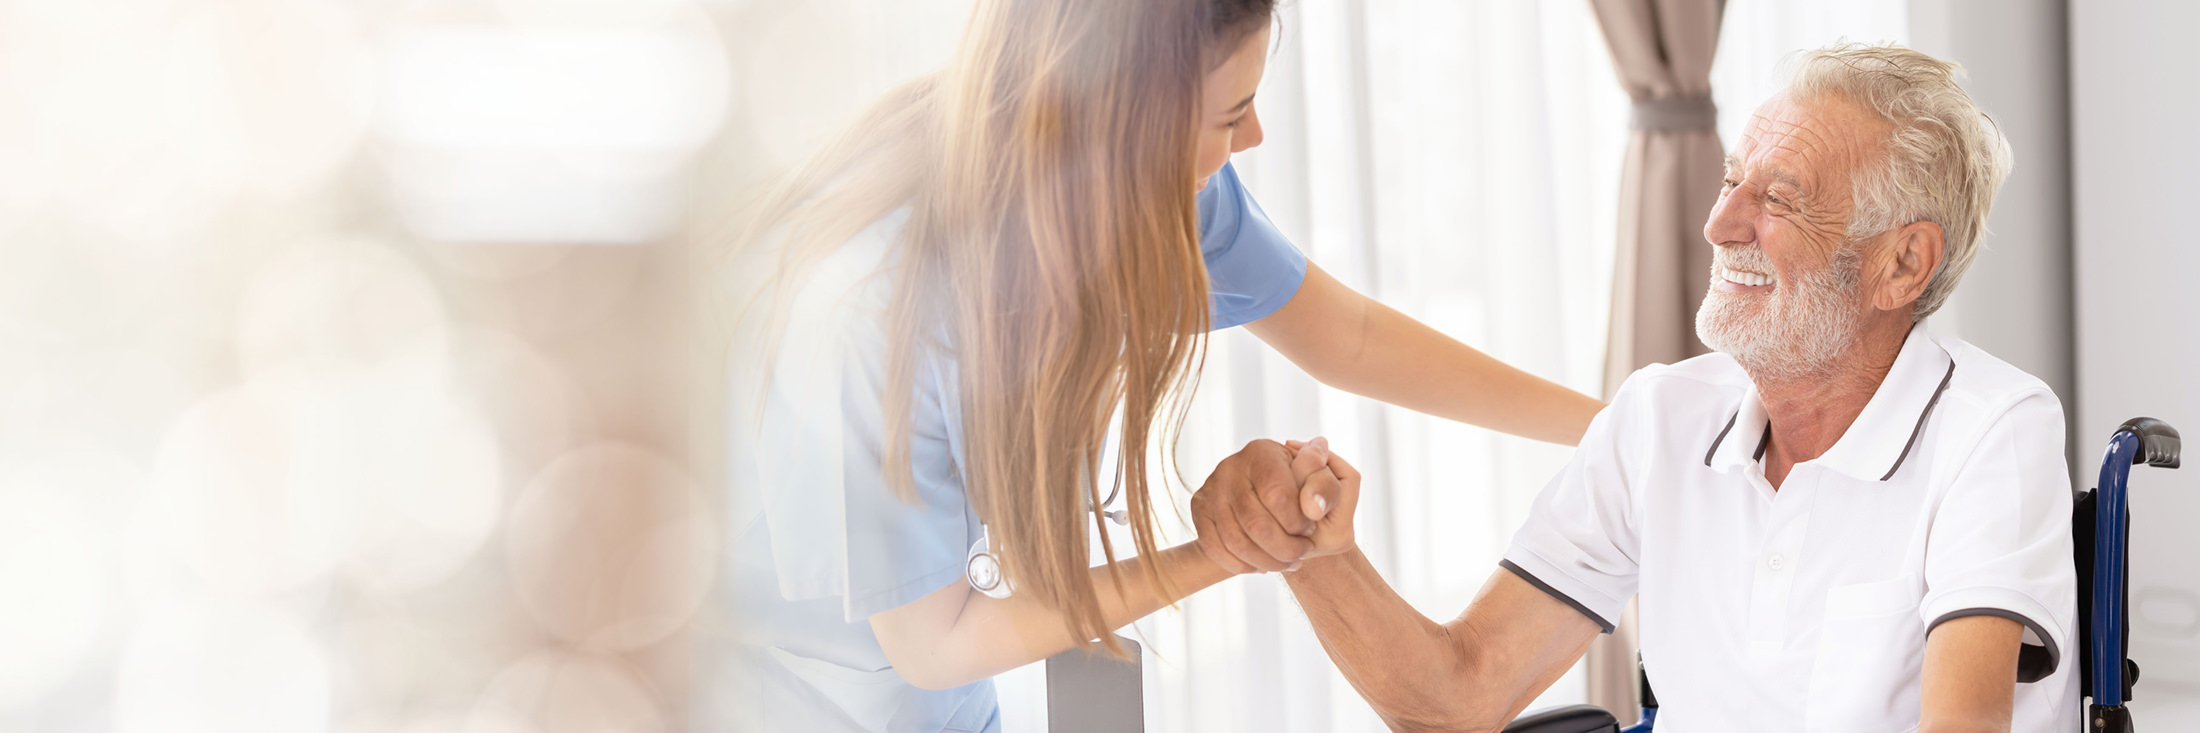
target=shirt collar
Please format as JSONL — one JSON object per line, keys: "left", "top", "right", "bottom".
{"left": 1705, "top": 327, "right": 1956, "bottom": 482}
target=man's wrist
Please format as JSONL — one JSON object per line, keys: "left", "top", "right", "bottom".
{"left": 1284, "top": 547, "right": 1357, "bottom": 581}
{"left": 1184, "top": 539, "right": 1255, "bottom": 580}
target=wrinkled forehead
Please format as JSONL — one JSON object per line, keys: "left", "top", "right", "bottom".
{"left": 1731, "top": 94, "right": 1888, "bottom": 193}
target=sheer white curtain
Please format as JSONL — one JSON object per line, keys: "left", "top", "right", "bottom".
{"left": 1711, "top": 1, "right": 1909, "bottom": 152}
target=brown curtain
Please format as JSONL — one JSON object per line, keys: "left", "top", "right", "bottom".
{"left": 1586, "top": 0, "right": 1726, "bottom": 716}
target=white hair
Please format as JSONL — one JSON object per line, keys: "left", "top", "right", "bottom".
{"left": 1783, "top": 43, "right": 2014, "bottom": 321}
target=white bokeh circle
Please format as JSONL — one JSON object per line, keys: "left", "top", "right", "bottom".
{"left": 233, "top": 240, "right": 452, "bottom": 381}
{"left": 336, "top": 365, "right": 505, "bottom": 595}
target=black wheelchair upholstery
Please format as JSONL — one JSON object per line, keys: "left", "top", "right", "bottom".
{"left": 1502, "top": 704, "right": 1619, "bottom": 733}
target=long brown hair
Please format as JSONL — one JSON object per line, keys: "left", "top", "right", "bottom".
{"left": 736, "top": 0, "right": 1275, "bottom": 654}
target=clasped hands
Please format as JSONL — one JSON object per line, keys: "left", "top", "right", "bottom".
{"left": 1189, "top": 437, "right": 1361, "bottom": 575}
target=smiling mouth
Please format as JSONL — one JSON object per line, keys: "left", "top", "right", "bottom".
{"left": 1717, "top": 265, "right": 1777, "bottom": 288}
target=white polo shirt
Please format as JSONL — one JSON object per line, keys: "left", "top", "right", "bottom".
{"left": 1503, "top": 328, "right": 2079, "bottom": 732}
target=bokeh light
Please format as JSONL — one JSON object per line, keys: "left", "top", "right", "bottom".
{"left": 0, "top": 456, "right": 116, "bottom": 709}
{"left": 233, "top": 239, "right": 453, "bottom": 381}
{"left": 375, "top": 2, "right": 729, "bottom": 244}
{"left": 2, "top": 0, "right": 374, "bottom": 252}
{"left": 0, "top": 0, "right": 870, "bottom": 726}
{"left": 440, "top": 327, "right": 597, "bottom": 473}
{"left": 335, "top": 377, "right": 503, "bottom": 595}
{"left": 113, "top": 601, "right": 331, "bottom": 733}
{"left": 145, "top": 371, "right": 370, "bottom": 597}
{"left": 739, "top": 1, "right": 865, "bottom": 169}
{"left": 469, "top": 651, "right": 665, "bottom": 733}
{"left": 506, "top": 444, "right": 715, "bottom": 653}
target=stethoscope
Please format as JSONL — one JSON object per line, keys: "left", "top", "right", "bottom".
{"left": 965, "top": 477, "right": 1130, "bottom": 599}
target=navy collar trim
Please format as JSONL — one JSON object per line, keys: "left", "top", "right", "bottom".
{"left": 1701, "top": 359, "right": 1956, "bottom": 481}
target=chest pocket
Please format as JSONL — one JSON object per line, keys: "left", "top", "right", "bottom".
{"left": 1806, "top": 573, "right": 1926, "bottom": 732}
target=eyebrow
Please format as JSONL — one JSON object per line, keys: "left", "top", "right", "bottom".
{"left": 1227, "top": 93, "right": 1256, "bottom": 114}
{"left": 1767, "top": 169, "right": 1805, "bottom": 197}
{"left": 1723, "top": 154, "right": 1808, "bottom": 198}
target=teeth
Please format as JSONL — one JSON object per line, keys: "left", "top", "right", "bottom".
{"left": 1719, "top": 266, "right": 1776, "bottom": 287}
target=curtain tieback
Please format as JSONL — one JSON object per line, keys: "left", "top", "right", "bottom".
{"left": 1630, "top": 95, "right": 1717, "bottom": 132}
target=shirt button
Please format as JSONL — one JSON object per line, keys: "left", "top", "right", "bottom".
{"left": 1767, "top": 554, "right": 1786, "bottom": 571}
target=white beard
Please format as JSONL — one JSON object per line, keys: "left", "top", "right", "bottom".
{"left": 1695, "top": 245, "right": 1866, "bottom": 382}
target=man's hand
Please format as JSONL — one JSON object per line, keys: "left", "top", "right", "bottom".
{"left": 1190, "top": 440, "right": 1312, "bottom": 574}
{"left": 1189, "top": 438, "right": 1357, "bottom": 575}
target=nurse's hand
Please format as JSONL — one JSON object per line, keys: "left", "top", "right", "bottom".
{"left": 1189, "top": 438, "right": 1354, "bottom": 575}
{"left": 1282, "top": 438, "right": 1358, "bottom": 561}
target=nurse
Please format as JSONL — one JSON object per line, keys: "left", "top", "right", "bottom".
{"left": 720, "top": 0, "right": 1602, "bottom": 730}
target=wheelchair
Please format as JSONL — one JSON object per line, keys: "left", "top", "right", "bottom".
{"left": 1504, "top": 417, "right": 2183, "bottom": 733}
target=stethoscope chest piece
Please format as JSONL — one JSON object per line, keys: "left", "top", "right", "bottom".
{"left": 964, "top": 478, "right": 1129, "bottom": 600}
{"left": 966, "top": 530, "right": 1011, "bottom": 599}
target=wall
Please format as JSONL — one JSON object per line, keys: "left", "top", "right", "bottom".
{"left": 2070, "top": 0, "right": 2200, "bottom": 723}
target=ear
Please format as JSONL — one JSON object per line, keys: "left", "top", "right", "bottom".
{"left": 1870, "top": 220, "right": 1945, "bottom": 313}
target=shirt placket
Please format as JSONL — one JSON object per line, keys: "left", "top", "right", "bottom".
{"left": 1746, "top": 467, "right": 1819, "bottom": 657}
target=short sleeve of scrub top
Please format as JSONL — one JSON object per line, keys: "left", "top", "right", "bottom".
{"left": 728, "top": 163, "right": 1305, "bottom": 730}
{"left": 744, "top": 207, "right": 981, "bottom": 625}
{"left": 732, "top": 208, "right": 1005, "bottom": 731}
{"left": 1198, "top": 162, "right": 1308, "bottom": 329}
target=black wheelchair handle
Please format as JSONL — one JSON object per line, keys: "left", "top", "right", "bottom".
{"left": 2117, "top": 417, "right": 2181, "bottom": 469}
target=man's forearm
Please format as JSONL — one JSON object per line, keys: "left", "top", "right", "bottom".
{"left": 1285, "top": 549, "right": 1495, "bottom": 730}
{"left": 1919, "top": 615, "right": 2021, "bottom": 733}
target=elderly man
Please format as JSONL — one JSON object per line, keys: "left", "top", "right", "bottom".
{"left": 1193, "top": 45, "right": 2076, "bottom": 731}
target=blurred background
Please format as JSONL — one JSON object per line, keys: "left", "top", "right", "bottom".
{"left": 0, "top": 0, "right": 2192, "bottom": 731}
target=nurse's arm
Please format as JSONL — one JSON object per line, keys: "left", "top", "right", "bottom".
{"left": 869, "top": 541, "right": 1232, "bottom": 690}
{"left": 1284, "top": 557, "right": 1600, "bottom": 732}
{"left": 1918, "top": 615, "right": 2022, "bottom": 733}
{"left": 870, "top": 440, "right": 1345, "bottom": 691}
{"left": 1245, "top": 262, "right": 1605, "bottom": 446}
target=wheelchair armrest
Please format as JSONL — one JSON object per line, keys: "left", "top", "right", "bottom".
{"left": 1502, "top": 704, "right": 1620, "bottom": 733}
{"left": 2117, "top": 417, "right": 2180, "bottom": 469}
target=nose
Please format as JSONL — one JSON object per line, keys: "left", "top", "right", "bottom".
{"left": 1233, "top": 103, "right": 1264, "bottom": 153}
{"left": 1703, "top": 183, "right": 1754, "bottom": 250}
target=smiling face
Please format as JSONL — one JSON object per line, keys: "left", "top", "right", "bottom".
{"left": 1696, "top": 93, "right": 1897, "bottom": 378}
{"left": 1193, "top": 23, "right": 1269, "bottom": 191}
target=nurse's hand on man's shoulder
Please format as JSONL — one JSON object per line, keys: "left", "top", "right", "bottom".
{"left": 1189, "top": 437, "right": 1359, "bottom": 576}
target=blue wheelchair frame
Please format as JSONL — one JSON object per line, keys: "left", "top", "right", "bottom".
{"left": 1503, "top": 418, "right": 2181, "bottom": 733}
{"left": 2075, "top": 417, "right": 2180, "bottom": 732}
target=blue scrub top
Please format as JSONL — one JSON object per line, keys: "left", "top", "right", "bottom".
{"left": 718, "top": 163, "right": 1306, "bottom": 732}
